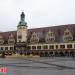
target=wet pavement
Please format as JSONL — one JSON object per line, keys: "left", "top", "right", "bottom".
{"left": 0, "top": 57, "right": 75, "bottom": 75}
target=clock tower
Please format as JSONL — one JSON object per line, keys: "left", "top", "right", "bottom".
{"left": 17, "top": 12, "right": 27, "bottom": 42}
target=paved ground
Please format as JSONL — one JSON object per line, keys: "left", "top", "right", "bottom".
{"left": 0, "top": 57, "right": 75, "bottom": 75}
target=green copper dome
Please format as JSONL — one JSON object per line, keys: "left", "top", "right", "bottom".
{"left": 18, "top": 12, "right": 27, "bottom": 27}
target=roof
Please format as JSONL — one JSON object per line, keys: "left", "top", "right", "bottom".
{"left": 1, "top": 24, "right": 75, "bottom": 44}
{"left": 28, "top": 24, "right": 75, "bottom": 40}
{"left": 2, "top": 31, "right": 17, "bottom": 44}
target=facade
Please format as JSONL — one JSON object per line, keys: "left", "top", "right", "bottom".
{"left": 0, "top": 12, "right": 75, "bottom": 56}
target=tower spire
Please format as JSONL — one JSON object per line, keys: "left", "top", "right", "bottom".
{"left": 21, "top": 11, "right": 25, "bottom": 21}
{"left": 18, "top": 11, "right": 27, "bottom": 27}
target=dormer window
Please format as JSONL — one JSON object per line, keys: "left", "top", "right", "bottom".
{"left": 8, "top": 33, "right": 15, "bottom": 44}
{"left": 63, "top": 28, "right": 73, "bottom": 42}
{"left": 45, "top": 30, "right": 55, "bottom": 43}
{"left": 65, "top": 32, "right": 69, "bottom": 35}
{"left": 48, "top": 33, "right": 53, "bottom": 36}
{"left": 30, "top": 32, "right": 39, "bottom": 43}
{"left": 33, "top": 35, "right": 36, "bottom": 37}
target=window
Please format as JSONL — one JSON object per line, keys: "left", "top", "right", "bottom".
{"left": 51, "top": 38, "right": 54, "bottom": 40}
{"left": 31, "top": 32, "right": 37, "bottom": 38}
{"left": 49, "top": 45, "right": 54, "bottom": 49}
{"left": 65, "top": 32, "right": 69, "bottom": 35}
{"left": 19, "top": 40, "right": 21, "bottom": 42}
{"left": 48, "top": 33, "right": 53, "bottom": 36}
{"left": 67, "top": 44, "right": 72, "bottom": 48}
{"left": 60, "top": 45, "right": 65, "bottom": 49}
{"left": 33, "top": 35, "right": 36, "bottom": 37}
{"left": 56, "top": 45, "right": 58, "bottom": 49}
{"left": 32, "top": 46, "right": 36, "bottom": 50}
{"left": 18, "top": 35, "right": 22, "bottom": 39}
{"left": 9, "top": 41, "right": 14, "bottom": 43}
{"left": 9, "top": 37, "right": 14, "bottom": 39}
{"left": 10, "top": 47, "right": 13, "bottom": 50}
{"left": 5, "top": 47, "right": 8, "bottom": 50}
{"left": 47, "top": 38, "right": 54, "bottom": 41}
{"left": 46, "top": 38, "right": 55, "bottom": 43}
{"left": 37, "top": 46, "right": 41, "bottom": 49}
{"left": 64, "top": 37, "right": 73, "bottom": 41}
{"left": 31, "top": 39, "right": 38, "bottom": 42}
{"left": 27, "top": 46, "right": 31, "bottom": 50}
{"left": 43, "top": 45, "right": 48, "bottom": 49}
{"left": 1, "top": 47, "right": 3, "bottom": 50}
{"left": 64, "top": 28, "right": 70, "bottom": 36}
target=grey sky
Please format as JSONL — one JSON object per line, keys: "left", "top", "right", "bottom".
{"left": 0, "top": 0, "right": 75, "bottom": 31}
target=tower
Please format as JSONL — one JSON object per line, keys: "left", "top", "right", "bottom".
{"left": 17, "top": 12, "right": 27, "bottom": 42}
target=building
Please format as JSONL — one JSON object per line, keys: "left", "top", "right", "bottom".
{"left": 0, "top": 12, "right": 75, "bottom": 56}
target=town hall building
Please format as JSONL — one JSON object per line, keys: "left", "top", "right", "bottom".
{"left": 0, "top": 12, "right": 75, "bottom": 57}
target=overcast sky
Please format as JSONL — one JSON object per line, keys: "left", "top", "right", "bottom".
{"left": 0, "top": 0, "right": 75, "bottom": 31}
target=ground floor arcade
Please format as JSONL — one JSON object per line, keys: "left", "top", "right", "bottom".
{"left": 15, "top": 49, "right": 75, "bottom": 57}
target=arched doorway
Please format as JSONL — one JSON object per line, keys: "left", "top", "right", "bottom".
{"left": 36, "top": 52, "right": 39, "bottom": 56}
{"left": 39, "top": 52, "right": 44, "bottom": 57}
{"left": 70, "top": 51, "right": 75, "bottom": 56}
{"left": 65, "top": 51, "right": 69, "bottom": 56}
{"left": 59, "top": 52, "right": 64, "bottom": 56}
{"left": 44, "top": 52, "right": 49, "bottom": 57}
{"left": 32, "top": 52, "right": 35, "bottom": 55}
{"left": 55, "top": 52, "right": 59, "bottom": 57}
{"left": 24, "top": 52, "right": 26, "bottom": 56}
{"left": 49, "top": 52, "right": 53, "bottom": 57}
{"left": 27, "top": 52, "right": 30, "bottom": 55}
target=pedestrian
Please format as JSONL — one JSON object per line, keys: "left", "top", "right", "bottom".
{"left": 72, "top": 54, "right": 74, "bottom": 60}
